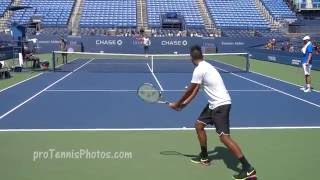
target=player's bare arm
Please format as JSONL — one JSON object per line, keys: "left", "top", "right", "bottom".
{"left": 169, "top": 83, "right": 200, "bottom": 111}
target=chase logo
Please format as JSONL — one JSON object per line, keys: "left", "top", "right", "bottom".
{"left": 161, "top": 40, "right": 188, "bottom": 46}
{"left": 117, "top": 40, "right": 123, "bottom": 46}
{"left": 182, "top": 40, "right": 188, "bottom": 46}
{"left": 96, "top": 39, "right": 122, "bottom": 46}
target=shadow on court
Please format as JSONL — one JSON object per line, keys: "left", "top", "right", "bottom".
{"left": 160, "top": 146, "right": 241, "bottom": 173}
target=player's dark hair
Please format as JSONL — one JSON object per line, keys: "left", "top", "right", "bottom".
{"left": 190, "top": 45, "right": 203, "bottom": 60}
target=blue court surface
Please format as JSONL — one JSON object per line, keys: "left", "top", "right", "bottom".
{"left": 0, "top": 58, "right": 319, "bottom": 130}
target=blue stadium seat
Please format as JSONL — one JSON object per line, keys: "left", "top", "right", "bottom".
{"left": 0, "top": 0, "right": 12, "bottom": 17}
{"left": 80, "top": 0, "right": 137, "bottom": 28}
{"left": 205, "top": 0, "right": 270, "bottom": 30}
{"left": 147, "top": 0, "right": 204, "bottom": 28}
{"left": 260, "top": 0, "right": 297, "bottom": 21}
{"left": 10, "top": 0, "right": 74, "bottom": 27}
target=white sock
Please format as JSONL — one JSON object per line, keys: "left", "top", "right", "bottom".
{"left": 307, "top": 84, "right": 311, "bottom": 88}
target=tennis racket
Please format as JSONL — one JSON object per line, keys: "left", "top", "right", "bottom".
{"left": 137, "top": 83, "right": 169, "bottom": 104}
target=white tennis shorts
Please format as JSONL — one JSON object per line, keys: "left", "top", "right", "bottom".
{"left": 302, "top": 63, "right": 312, "bottom": 75}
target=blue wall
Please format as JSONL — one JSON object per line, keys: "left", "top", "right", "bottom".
{"left": 2, "top": 35, "right": 319, "bottom": 70}
{"left": 250, "top": 48, "right": 320, "bottom": 70}
{"left": 33, "top": 35, "right": 271, "bottom": 54}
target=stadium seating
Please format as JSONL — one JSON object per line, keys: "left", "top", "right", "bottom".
{"left": 205, "top": 0, "right": 270, "bottom": 30}
{"left": 80, "top": 0, "right": 137, "bottom": 28}
{"left": 260, "top": 0, "right": 297, "bottom": 21}
{"left": 147, "top": 0, "right": 204, "bottom": 28}
{"left": 11, "top": 0, "right": 74, "bottom": 27}
{"left": 0, "top": 0, "right": 12, "bottom": 17}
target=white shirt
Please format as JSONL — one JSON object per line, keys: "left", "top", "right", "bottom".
{"left": 191, "top": 60, "right": 231, "bottom": 109}
{"left": 143, "top": 37, "right": 150, "bottom": 46}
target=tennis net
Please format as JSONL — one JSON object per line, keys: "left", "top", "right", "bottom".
{"left": 52, "top": 51, "right": 250, "bottom": 73}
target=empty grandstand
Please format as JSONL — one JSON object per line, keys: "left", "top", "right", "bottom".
{"left": 0, "top": 0, "right": 306, "bottom": 37}
{"left": 147, "top": 0, "right": 204, "bottom": 28}
{"left": 80, "top": 0, "right": 137, "bottom": 28}
{"left": 205, "top": 0, "right": 270, "bottom": 30}
{"left": 0, "top": 0, "right": 12, "bottom": 17}
{"left": 261, "top": 0, "right": 297, "bottom": 21}
{"left": 10, "top": 0, "right": 75, "bottom": 27}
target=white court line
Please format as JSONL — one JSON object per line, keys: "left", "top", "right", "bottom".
{"left": 212, "top": 59, "right": 319, "bottom": 93}
{"left": 214, "top": 66, "right": 320, "bottom": 108}
{"left": 0, "top": 59, "right": 95, "bottom": 120}
{"left": 0, "top": 126, "right": 320, "bottom": 132}
{"left": 45, "top": 89, "right": 275, "bottom": 92}
{"left": 251, "top": 70, "right": 320, "bottom": 93}
{"left": 0, "top": 57, "right": 82, "bottom": 94}
{"left": 146, "top": 63, "right": 164, "bottom": 91}
{"left": 0, "top": 73, "right": 43, "bottom": 93}
{"left": 55, "top": 58, "right": 80, "bottom": 68}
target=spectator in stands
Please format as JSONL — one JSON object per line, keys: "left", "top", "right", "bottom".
{"left": 265, "top": 39, "right": 276, "bottom": 50}
{"left": 285, "top": 42, "right": 291, "bottom": 51}
{"left": 271, "top": 38, "right": 276, "bottom": 50}
{"left": 281, "top": 43, "right": 286, "bottom": 51}
{"left": 176, "top": 31, "right": 182, "bottom": 37}
{"left": 265, "top": 40, "right": 273, "bottom": 49}
{"left": 89, "top": 29, "right": 95, "bottom": 36}
{"left": 300, "top": 36, "right": 313, "bottom": 93}
{"left": 289, "top": 44, "right": 295, "bottom": 52}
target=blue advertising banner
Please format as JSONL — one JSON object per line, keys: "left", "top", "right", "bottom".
{"left": 32, "top": 36, "right": 320, "bottom": 69}
{"left": 4, "top": 34, "right": 318, "bottom": 70}
{"left": 33, "top": 35, "right": 270, "bottom": 54}
{"left": 249, "top": 48, "right": 320, "bottom": 70}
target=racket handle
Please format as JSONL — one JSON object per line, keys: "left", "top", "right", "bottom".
{"left": 159, "top": 101, "right": 170, "bottom": 104}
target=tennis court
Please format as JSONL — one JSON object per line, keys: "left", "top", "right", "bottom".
{"left": 0, "top": 52, "right": 319, "bottom": 179}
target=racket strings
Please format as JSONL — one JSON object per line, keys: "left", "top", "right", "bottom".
{"left": 138, "top": 83, "right": 162, "bottom": 103}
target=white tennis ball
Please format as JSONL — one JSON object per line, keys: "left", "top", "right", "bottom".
{"left": 185, "top": 86, "right": 188, "bottom": 89}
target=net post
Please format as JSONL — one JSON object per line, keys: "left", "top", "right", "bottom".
{"left": 52, "top": 51, "right": 56, "bottom": 71}
{"left": 245, "top": 53, "right": 250, "bottom": 72}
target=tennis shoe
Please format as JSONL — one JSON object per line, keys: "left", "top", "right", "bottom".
{"left": 190, "top": 153, "right": 211, "bottom": 166}
{"left": 304, "top": 88, "right": 311, "bottom": 93}
{"left": 233, "top": 167, "right": 257, "bottom": 180}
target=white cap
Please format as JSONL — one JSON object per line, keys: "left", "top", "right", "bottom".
{"left": 303, "top": 36, "right": 310, "bottom": 41}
